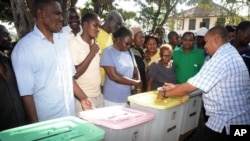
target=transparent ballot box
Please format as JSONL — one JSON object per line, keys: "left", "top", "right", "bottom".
{"left": 128, "top": 91, "right": 189, "bottom": 141}
{"left": 79, "top": 106, "right": 155, "bottom": 141}
{"left": 0, "top": 116, "right": 105, "bottom": 141}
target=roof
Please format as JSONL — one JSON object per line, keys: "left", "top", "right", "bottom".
{"left": 174, "top": 3, "right": 229, "bottom": 18}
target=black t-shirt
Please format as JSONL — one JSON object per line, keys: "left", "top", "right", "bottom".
{"left": 239, "top": 48, "right": 250, "bottom": 75}
{"left": 131, "top": 47, "right": 147, "bottom": 92}
{"left": 0, "top": 54, "right": 28, "bottom": 131}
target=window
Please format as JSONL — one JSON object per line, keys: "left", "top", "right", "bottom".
{"left": 177, "top": 20, "right": 184, "bottom": 30}
{"left": 201, "top": 18, "right": 210, "bottom": 28}
{"left": 189, "top": 19, "right": 196, "bottom": 30}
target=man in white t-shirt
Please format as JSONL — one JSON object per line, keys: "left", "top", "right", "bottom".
{"left": 62, "top": 7, "right": 82, "bottom": 40}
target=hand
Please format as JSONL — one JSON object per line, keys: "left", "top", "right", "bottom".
{"left": 157, "top": 87, "right": 166, "bottom": 100}
{"left": 157, "top": 92, "right": 165, "bottom": 100}
{"left": 163, "top": 83, "right": 176, "bottom": 91}
{"left": 90, "top": 39, "right": 100, "bottom": 54}
{"left": 136, "top": 88, "right": 142, "bottom": 93}
{"left": 135, "top": 80, "right": 142, "bottom": 88}
{"left": 80, "top": 98, "right": 92, "bottom": 110}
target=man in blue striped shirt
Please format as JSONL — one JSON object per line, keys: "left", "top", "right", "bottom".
{"left": 160, "top": 26, "right": 250, "bottom": 141}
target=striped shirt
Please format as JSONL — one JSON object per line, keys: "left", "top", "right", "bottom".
{"left": 188, "top": 43, "right": 250, "bottom": 134}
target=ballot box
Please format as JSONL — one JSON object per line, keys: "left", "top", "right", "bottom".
{"left": 79, "top": 106, "right": 155, "bottom": 141}
{"left": 0, "top": 116, "right": 105, "bottom": 141}
{"left": 128, "top": 90, "right": 189, "bottom": 141}
{"left": 179, "top": 90, "right": 202, "bottom": 135}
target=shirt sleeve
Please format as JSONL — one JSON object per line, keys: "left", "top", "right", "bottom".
{"left": 68, "top": 38, "right": 87, "bottom": 66}
{"left": 188, "top": 59, "right": 225, "bottom": 93}
{"left": 11, "top": 42, "right": 35, "bottom": 96}
{"left": 100, "top": 48, "right": 114, "bottom": 67}
{"left": 148, "top": 62, "right": 158, "bottom": 78}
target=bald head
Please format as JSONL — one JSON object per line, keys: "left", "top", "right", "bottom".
{"left": 103, "top": 10, "right": 124, "bottom": 34}
{"left": 105, "top": 10, "right": 123, "bottom": 22}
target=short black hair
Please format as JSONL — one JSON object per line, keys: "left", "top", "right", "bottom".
{"left": 0, "top": 24, "right": 8, "bottom": 39}
{"left": 0, "top": 24, "right": 7, "bottom": 34}
{"left": 207, "top": 26, "right": 228, "bottom": 40}
{"left": 31, "top": 0, "right": 59, "bottom": 18}
{"left": 81, "top": 12, "right": 99, "bottom": 24}
{"left": 168, "top": 31, "right": 178, "bottom": 40}
{"left": 236, "top": 21, "right": 250, "bottom": 33}
{"left": 67, "top": 7, "right": 81, "bottom": 19}
{"left": 154, "top": 26, "right": 165, "bottom": 33}
{"left": 182, "top": 31, "right": 195, "bottom": 40}
{"left": 225, "top": 25, "right": 236, "bottom": 32}
{"left": 113, "top": 26, "right": 132, "bottom": 39}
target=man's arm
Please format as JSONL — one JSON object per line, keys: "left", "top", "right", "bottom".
{"left": 158, "top": 83, "right": 197, "bottom": 99}
{"left": 22, "top": 95, "right": 38, "bottom": 123}
{"left": 72, "top": 79, "right": 92, "bottom": 110}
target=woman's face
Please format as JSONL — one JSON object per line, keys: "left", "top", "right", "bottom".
{"left": 84, "top": 18, "right": 101, "bottom": 39}
{"left": 134, "top": 32, "right": 145, "bottom": 47}
{"left": 160, "top": 49, "right": 172, "bottom": 65}
{"left": 117, "top": 36, "right": 133, "bottom": 51}
{"left": 145, "top": 37, "right": 157, "bottom": 53}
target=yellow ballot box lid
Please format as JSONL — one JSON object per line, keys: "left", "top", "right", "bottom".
{"left": 128, "top": 90, "right": 189, "bottom": 109}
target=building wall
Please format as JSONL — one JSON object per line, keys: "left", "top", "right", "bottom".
{"left": 174, "top": 17, "right": 219, "bottom": 36}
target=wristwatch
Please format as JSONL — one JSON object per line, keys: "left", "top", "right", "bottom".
{"left": 162, "top": 91, "right": 167, "bottom": 98}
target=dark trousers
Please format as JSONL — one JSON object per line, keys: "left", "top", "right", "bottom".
{"left": 189, "top": 126, "right": 230, "bottom": 141}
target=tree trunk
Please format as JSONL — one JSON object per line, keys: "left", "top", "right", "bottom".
{"left": 58, "top": 0, "right": 69, "bottom": 26}
{"left": 10, "top": 0, "right": 74, "bottom": 39}
{"left": 10, "top": 0, "right": 34, "bottom": 38}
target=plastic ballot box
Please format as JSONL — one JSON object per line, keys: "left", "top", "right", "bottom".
{"left": 0, "top": 116, "right": 105, "bottom": 141}
{"left": 128, "top": 91, "right": 189, "bottom": 141}
{"left": 79, "top": 106, "right": 155, "bottom": 141}
{"left": 179, "top": 90, "right": 202, "bottom": 135}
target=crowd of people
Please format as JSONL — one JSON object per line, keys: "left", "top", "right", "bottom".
{"left": 1, "top": 0, "right": 250, "bottom": 141}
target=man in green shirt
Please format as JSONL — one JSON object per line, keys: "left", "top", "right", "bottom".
{"left": 173, "top": 32, "right": 205, "bottom": 84}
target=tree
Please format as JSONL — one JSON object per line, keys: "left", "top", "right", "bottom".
{"left": 0, "top": 0, "right": 13, "bottom": 22}
{"left": 92, "top": 0, "right": 114, "bottom": 15}
{"left": 5, "top": 0, "right": 250, "bottom": 38}
{"left": 10, "top": 0, "right": 34, "bottom": 38}
{"left": 77, "top": 0, "right": 137, "bottom": 25}
{"left": 185, "top": 0, "right": 248, "bottom": 25}
{"left": 8, "top": 0, "right": 78, "bottom": 38}
{"left": 134, "top": 0, "right": 180, "bottom": 33}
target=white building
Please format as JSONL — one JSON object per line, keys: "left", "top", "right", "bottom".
{"left": 171, "top": 3, "right": 230, "bottom": 35}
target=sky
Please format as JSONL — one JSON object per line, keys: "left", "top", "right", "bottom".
{"left": 75, "top": 0, "right": 193, "bottom": 26}
{"left": 2, "top": 0, "right": 248, "bottom": 37}
{"left": 76, "top": 0, "right": 249, "bottom": 16}
{"left": 0, "top": 21, "right": 16, "bottom": 40}
{"left": 76, "top": 0, "right": 192, "bottom": 12}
